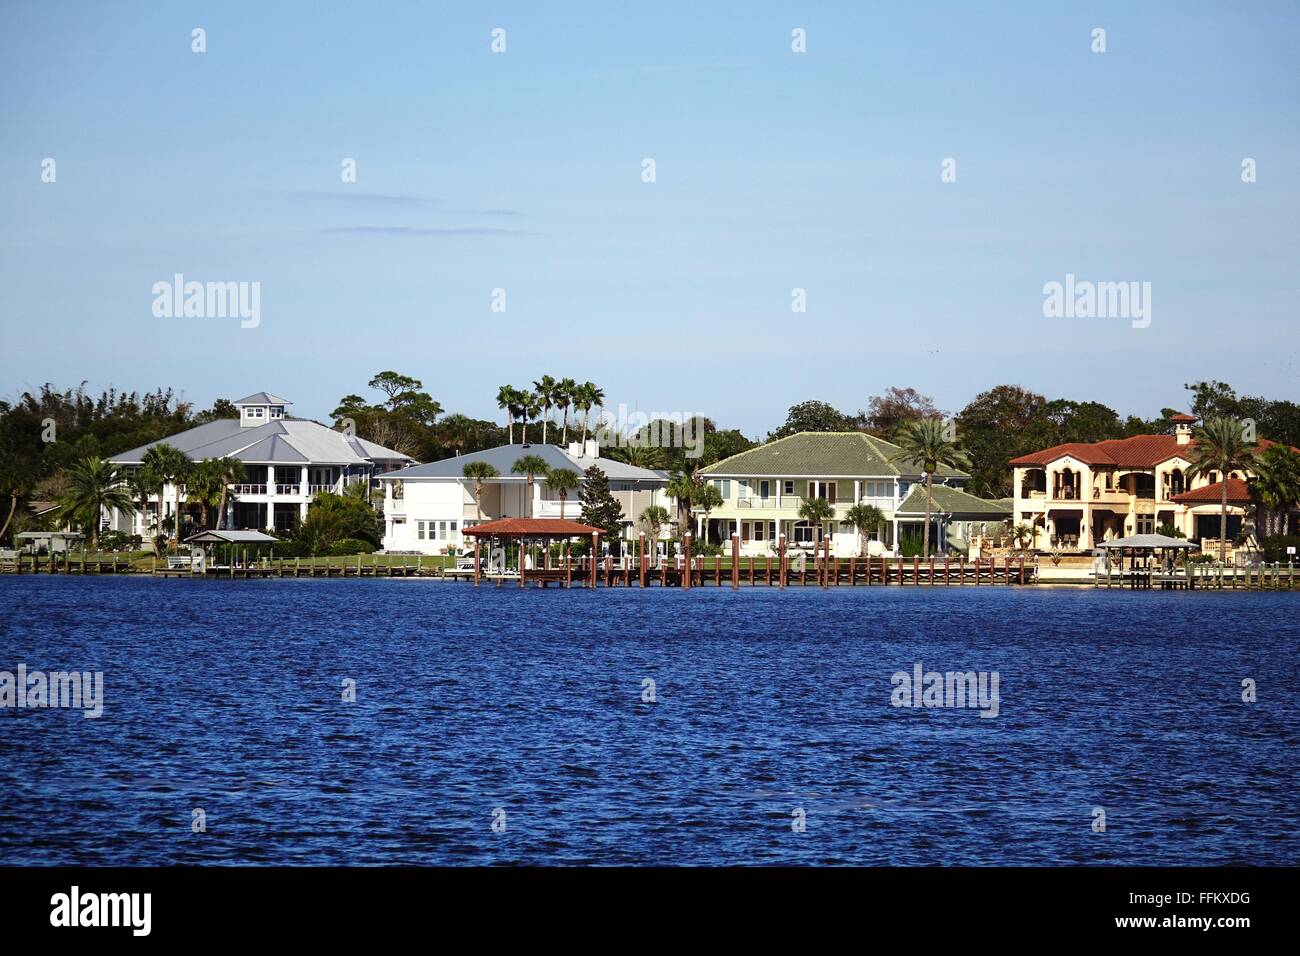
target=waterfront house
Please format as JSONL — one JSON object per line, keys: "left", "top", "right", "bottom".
{"left": 379, "top": 439, "right": 670, "bottom": 554}
{"left": 697, "top": 432, "right": 1002, "bottom": 556}
{"left": 107, "top": 392, "right": 413, "bottom": 536}
{"left": 1009, "top": 413, "right": 1279, "bottom": 553}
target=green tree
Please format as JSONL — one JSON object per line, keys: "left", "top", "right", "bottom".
{"left": 296, "top": 485, "right": 381, "bottom": 555}
{"left": 496, "top": 385, "right": 520, "bottom": 443}
{"left": 185, "top": 458, "right": 228, "bottom": 530}
{"left": 692, "top": 481, "right": 723, "bottom": 539}
{"left": 462, "top": 460, "right": 500, "bottom": 520}
{"left": 533, "top": 375, "right": 558, "bottom": 444}
{"left": 544, "top": 467, "right": 581, "bottom": 519}
{"left": 638, "top": 504, "right": 669, "bottom": 540}
{"left": 844, "top": 503, "right": 886, "bottom": 556}
{"left": 769, "top": 400, "right": 854, "bottom": 440}
{"left": 579, "top": 465, "right": 624, "bottom": 537}
{"left": 891, "top": 418, "right": 970, "bottom": 558}
{"left": 1186, "top": 416, "right": 1257, "bottom": 563}
{"left": 575, "top": 382, "right": 604, "bottom": 442}
{"left": 556, "top": 377, "right": 577, "bottom": 444}
{"left": 55, "top": 458, "right": 136, "bottom": 549}
{"left": 1251, "top": 444, "right": 1300, "bottom": 537}
{"left": 798, "top": 497, "right": 836, "bottom": 549}
{"left": 141, "top": 443, "right": 187, "bottom": 550}
{"left": 511, "top": 454, "right": 550, "bottom": 519}
{"left": 664, "top": 471, "right": 696, "bottom": 536}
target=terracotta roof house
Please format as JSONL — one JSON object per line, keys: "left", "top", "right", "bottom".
{"left": 1009, "top": 414, "right": 1282, "bottom": 553}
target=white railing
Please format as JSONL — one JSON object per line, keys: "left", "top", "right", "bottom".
{"left": 308, "top": 483, "right": 335, "bottom": 494}
{"left": 274, "top": 484, "right": 301, "bottom": 495}
{"left": 232, "top": 484, "right": 267, "bottom": 495}
{"left": 534, "top": 499, "right": 578, "bottom": 519}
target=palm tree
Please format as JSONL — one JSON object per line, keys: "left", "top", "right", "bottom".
{"left": 1187, "top": 417, "right": 1257, "bottom": 563}
{"left": 186, "top": 459, "right": 226, "bottom": 530}
{"left": 639, "top": 504, "right": 669, "bottom": 540}
{"left": 693, "top": 481, "right": 723, "bottom": 539}
{"left": 664, "top": 471, "right": 696, "bottom": 537}
{"left": 519, "top": 391, "right": 541, "bottom": 445}
{"left": 1010, "top": 523, "right": 1036, "bottom": 552}
{"left": 141, "top": 443, "right": 188, "bottom": 550}
{"left": 55, "top": 458, "right": 136, "bottom": 550}
{"left": 544, "top": 467, "right": 581, "bottom": 519}
{"left": 462, "top": 460, "right": 500, "bottom": 520}
{"left": 125, "top": 468, "right": 157, "bottom": 553}
{"left": 891, "top": 418, "right": 970, "bottom": 558}
{"left": 556, "top": 378, "right": 577, "bottom": 445}
{"left": 606, "top": 442, "right": 667, "bottom": 469}
{"left": 1250, "top": 444, "right": 1300, "bottom": 538}
{"left": 533, "top": 375, "right": 558, "bottom": 444}
{"left": 496, "top": 385, "right": 518, "bottom": 444}
{"left": 209, "top": 457, "right": 244, "bottom": 531}
{"left": 844, "top": 503, "right": 886, "bottom": 556}
{"left": 798, "top": 497, "right": 836, "bottom": 551}
{"left": 575, "top": 382, "right": 604, "bottom": 443}
{"left": 512, "top": 454, "right": 550, "bottom": 519}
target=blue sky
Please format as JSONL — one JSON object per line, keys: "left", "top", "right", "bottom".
{"left": 1, "top": 1, "right": 1297, "bottom": 435}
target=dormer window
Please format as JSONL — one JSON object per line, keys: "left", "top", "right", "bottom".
{"left": 270, "top": 406, "right": 283, "bottom": 419}
{"left": 249, "top": 407, "right": 264, "bottom": 419}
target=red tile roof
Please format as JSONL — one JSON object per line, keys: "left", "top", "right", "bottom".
{"left": 461, "top": 518, "right": 603, "bottom": 537}
{"left": 1011, "top": 434, "right": 1294, "bottom": 469}
{"left": 1171, "top": 478, "right": 1252, "bottom": 504}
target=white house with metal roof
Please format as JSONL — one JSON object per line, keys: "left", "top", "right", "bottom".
{"left": 107, "top": 392, "right": 413, "bottom": 536}
{"left": 380, "top": 439, "right": 670, "bottom": 554}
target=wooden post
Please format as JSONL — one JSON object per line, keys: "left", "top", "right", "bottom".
{"left": 944, "top": 554, "right": 950, "bottom": 586}
{"left": 748, "top": 554, "right": 754, "bottom": 586}
{"left": 519, "top": 539, "right": 527, "bottom": 589}
{"left": 683, "top": 533, "right": 692, "bottom": 589}
{"left": 639, "top": 532, "right": 647, "bottom": 588}
{"left": 929, "top": 556, "right": 935, "bottom": 586}
{"left": 822, "top": 535, "right": 831, "bottom": 590}
{"left": 473, "top": 536, "right": 480, "bottom": 586}
{"left": 731, "top": 533, "right": 740, "bottom": 589}
{"left": 778, "top": 534, "right": 787, "bottom": 589}
{"left": 912, "top": 555, "right": 919, "bottom": 584}
{"left": 590, "top": 533, "right": 599, "bottom": 588}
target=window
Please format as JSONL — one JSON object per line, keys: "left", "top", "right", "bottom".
{"left": 759, "top": 480, "right": 771, "bottom": 498}
{"left": 783, "top": 481, "right": 795, "bottom": 495}
{"left": 713, "top": 479, "right": 730, "bottom": 498}
{"left": 270, "top": 406, "right": 283, "bottom": 419}
{"left": 417, "top": 521, "right": 425, "bottom": 540}
{"left": 793, "top": 522, "right": 818, "bottom": 543}
{"left": 753, "top": 522, "right": 766, "bottom": 541}
{"left": 248, "top": 406, "right": 264, "bottom": 419}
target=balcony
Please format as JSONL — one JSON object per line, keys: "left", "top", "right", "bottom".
{"left": 231, "top": 484, "right": 267, "bottom": 495}
{"left": 274, "top": 484, "right": 301, "bottom": 496}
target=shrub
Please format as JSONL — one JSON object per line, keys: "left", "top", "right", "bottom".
{"left": 1259, "top": 535, "right": 1300, "bottom": 563}
{"left": 328, "top": 538, "right": 375, "bottom": 557}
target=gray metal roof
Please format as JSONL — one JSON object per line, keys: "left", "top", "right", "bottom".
{"left": 381, "top": 443, "right": 667, "bottom": 483}
{"left": 232, "top": 392, "right": 292, "bottom": 406}
{"left": 109, "top": 418, "right": 412, "bottom": 466}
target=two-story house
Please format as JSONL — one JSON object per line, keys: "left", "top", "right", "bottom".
{"left": 107, "top": 392, "right": 413, "bottom": 536}
{"left": 697, "top": 431, "right": 1005, "bottom": 556}
{"left": 1009, "top": 413, "right": 1271, "bottom": 551}
{"left": 379, "top": 439, "right": 670, "bottom": 554}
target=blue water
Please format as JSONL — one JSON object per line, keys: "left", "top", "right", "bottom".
{"left": 1, "top": 577, "right": 1297, "bottom": 865}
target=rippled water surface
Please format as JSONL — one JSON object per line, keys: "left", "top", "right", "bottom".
{"left": 1, "top": 576, "right": 1297, "bottom": 865}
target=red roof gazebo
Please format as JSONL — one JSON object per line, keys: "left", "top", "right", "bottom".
{"left": 461, "top": 518, "right": 603, "bottom": 588}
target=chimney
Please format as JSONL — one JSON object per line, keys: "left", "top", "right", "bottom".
{"left": 1173, "top": 413, "right": 1196, "bottom": 446}
{"left": 568, "top": 441, "right": 584, "bottom": 458}
{"left": 584, "top": 439, "right": 600, "bottom": 459}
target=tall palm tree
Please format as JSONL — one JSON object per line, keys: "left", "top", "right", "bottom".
{"left": 544, "top": 467, "right": 581, "bottom": 519}
{"left": 55, "top": 458, "right": 136, "bottom": 550}
{"left": 844, "top": 503, "right": 886, "bottom": 556}
{"left": 533, "top": 375, "right": 558, "bottom": 444}
{"left": 126, "top": 468, "right": 158, "bottom": 553}
{"left": 664, "top": 471, "right": 696, "bottom": 537}
{"left": 462, "top": 460, "right": 500, "bottom": 520}
{"left": 186, "top": 458, "right": 227, "bottom": 530}
{"left": 798, "top": 497, "right": 836, "bottom": 551}
{"left": 496, "top": 385, "right": 519, "bottom": 444}
{"left": 512, "top": 454, "right": 550, "bottom": 519}
{"left": 1187, "top": 417, "right": 1257, "bottom": 563}
{"left": 693, "top": 481, "right": 723, "bottom": 539}
{"left": 891, "top": 418, "right": 970, "bottom": 558}
{"left": 142, "top": 443, "right": 188, "bottom": 550}
{"left": 209, "top": 457, "right": 244, "bottom": 531}
{"left": 1251, "top": 444, "right": 1300, "bottom": 537}
{"left": 575, "top": 381, "right": 604, "bottom": 443}
{"left": 556, "top": 378, "right": 577, "bottom": 445}
{"left": 605, "top": 442, "right": 666, "bottom": 469}
{"left": 519, "top": 391, "right": 541, "bottom": 445}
